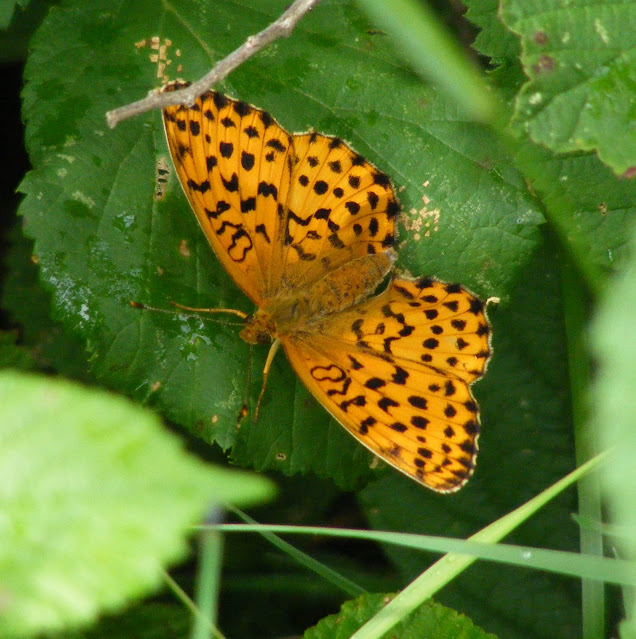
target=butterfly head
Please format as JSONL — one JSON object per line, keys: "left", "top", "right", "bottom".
{"left": 239, "top": 310, "right": 276, "bottom": 345}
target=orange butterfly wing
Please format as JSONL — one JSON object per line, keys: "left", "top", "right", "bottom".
{"left": 266, "top": 132, "right": 398, "bottom": 296}
{"left": 280, "top": 277, "right": 491, "bottom": 492}
{"left": 162, "top": 82, "right": 294, "bottom": 305}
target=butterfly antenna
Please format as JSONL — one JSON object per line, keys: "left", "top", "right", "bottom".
{"left": 131, "top": 300, "right": 248, "bottom": 322}
{"left": 169, "top": 301, "right": 248, "bottom": 320}
{"left": 254, "top": 338, "right": 282, "bottom": 422}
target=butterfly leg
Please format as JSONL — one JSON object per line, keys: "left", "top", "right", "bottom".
{"left": 254, "top": 338, "right": 282, "bottom": 421}
{"left": 237, "top": 343, "right": 254, "bottom": 425}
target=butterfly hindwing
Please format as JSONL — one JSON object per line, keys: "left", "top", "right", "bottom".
{"left": 281, "top": 277, "right": 491, "bottom": 491}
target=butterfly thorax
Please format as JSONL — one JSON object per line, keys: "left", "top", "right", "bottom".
{"left": 239, "top": 293, "right": 342, "bottom": 345}
{"left": 239, "top": 251, "right": 395, "bottom": 345}
{"left": 239, "top": 290, "right": 334, "bottom": 344}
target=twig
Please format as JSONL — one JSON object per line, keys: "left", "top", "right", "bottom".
{"left": 106, "top": 0, "right": 323, "bottom": 128}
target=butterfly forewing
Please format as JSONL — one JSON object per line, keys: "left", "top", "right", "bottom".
{"left": 162, "top": 82, "right": 294, "bottom": 305}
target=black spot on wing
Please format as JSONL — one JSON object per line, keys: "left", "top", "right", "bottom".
{"left": 241, "top": 197, "right": 256, "bottom": 213}
{"left": 222, "top": 173, "right": 239, "bottom": 193}
{"left": 241, "top": 151, "right": 255, "bottom": 171}
{"left": 259, "top": 110, "right": 273, "bottom": 129}
{"left": 258, "top": 182, "right": 278, "bottom": 199}
{"left": 365, "top": 377, "right": 386, "bottom": 390}
{"left": 373, "top": 171, "right": 390, "bottom": 187}
{"left": 314, "top": 180, "right": 328, "bottom": 195}
{"left": 378, "top": 397, "right": 399, "bottom": 413}
{"left": 213, "top": 93, "right": 229, "bottom": 110}
{"left": 233, "top": 101, "right": 253, "bottom": 117}
{"left": 187, "top": 178, "right": 210, "bottom": 193}
{"left": 266, "top": 138, "right": 287, "bottom": 153}
{"left": 219, "top": 141, "right": 233, "bottom": 158}
{"left": 291, "top": 244, "right": 316, "bottom": 261}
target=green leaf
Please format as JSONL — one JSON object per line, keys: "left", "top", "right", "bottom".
{"left": 1, "top": 223, "right": 91, "bottom": 379}
{"left": 66, "top": 602, "right": 190, "bottom": 639}
{"left": 303, "top": 592, "right": 497, "bottom": 639}
{"left": 0, "top": 0, "right": 46, "bottom": 63}
{"left": 500, "top": 0, "right": 636, "bottom": 176}
{"left": 515, "top": 146, "right": 635, "bottom": 295}
{"left": 591, "top": 220, "right": 636, "bottom": 638}
{"left": 19, "top": 0, "right": 543, "bottom": 488}
{"left": 356, "top": 0, "right": 496, "bottom": 121}
{"left": 0, "top": 369, "right": 273, "bottom": 637}
{"left": 464, "top": 0, "right": 521, "bottom": 67}
{"left": 467, "top": 1, "right": 635, "bottom": 293}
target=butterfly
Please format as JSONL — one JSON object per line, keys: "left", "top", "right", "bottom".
{"left": 160, "top": 81, "right": 491, "bottom": 492}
